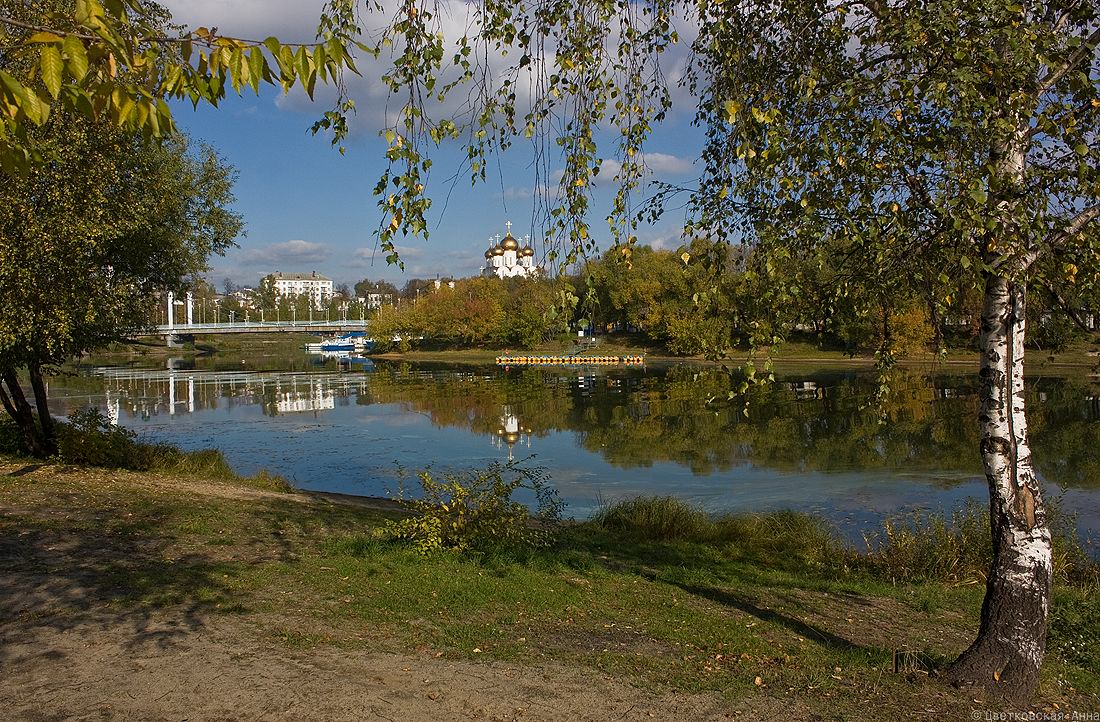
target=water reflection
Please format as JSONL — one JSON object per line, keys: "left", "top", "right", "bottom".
{"left": 42, "top": 361, "right": 1100, "bottom": 535}
{"left": 88, "top": 367, "right": 372, "bottom": 420}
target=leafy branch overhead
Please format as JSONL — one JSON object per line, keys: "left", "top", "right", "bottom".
{"left": 0, "top": 0, "right": 370, "bottom": 172}
{"left": 0, "top": 0, "right": 682, "bottom": 267}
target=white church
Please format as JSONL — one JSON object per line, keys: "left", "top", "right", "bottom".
{"left": 482, "top": 222, "right": 539, "bottom": 279}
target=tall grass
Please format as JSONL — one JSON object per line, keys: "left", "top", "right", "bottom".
{"left": 592, "top": 496, "right": 839, "bottom": 568}
{"left": 0, "top": 408, "right": 291, "bottom": 493}
{"left": 592, "top": 495, "right": 1099, "bottom": 586}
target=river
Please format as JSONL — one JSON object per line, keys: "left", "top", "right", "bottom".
{"left": 44, "top": 351, "right": 1100, "bottom": 541}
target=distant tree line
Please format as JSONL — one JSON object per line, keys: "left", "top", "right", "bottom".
{"left": 345, "top": 238, "right": 1099, "bottom": 356}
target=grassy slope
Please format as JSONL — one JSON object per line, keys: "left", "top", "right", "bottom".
{"left": 1, "top": 459, "right": 1095, "bottom": 718}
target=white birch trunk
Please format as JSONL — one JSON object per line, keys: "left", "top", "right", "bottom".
{"left": 946, "top": 274, "right": 1052, "bottom": 700}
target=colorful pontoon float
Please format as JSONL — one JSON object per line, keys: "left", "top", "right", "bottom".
{"left": 495, "top": 355, "right": 645, "bottom": 367}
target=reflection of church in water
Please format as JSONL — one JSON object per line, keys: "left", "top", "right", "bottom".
{"left": 493, "top": 405, "right": 533, "bottom": 460}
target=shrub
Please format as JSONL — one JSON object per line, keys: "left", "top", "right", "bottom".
{"left": 0, "top": 416, "right": 26, "bottom": 455}
{"left": 592, "top": 497, "right": 839, "bottom": 569}
{"left": 56, "top": 407, "right": 156, "bottom": 469}
{"left": 858, "top": 500, "right": 1099, "bottom": 585}
{"left": 386, "top": 462, "right": 563, "bottom": 554}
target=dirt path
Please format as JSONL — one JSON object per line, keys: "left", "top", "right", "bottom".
{"left": 0, "top": 465, "right": 758, "bottom": 721}
{"left": 1, "top": 612, "right": 755, "bottom": 721}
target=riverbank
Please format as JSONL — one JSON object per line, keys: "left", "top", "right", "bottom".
{"left": 1, "top": 458, "right": 1096, "bottom": 719}
{"left": 82, "top": 332, "right": 1100, "bottom": 375}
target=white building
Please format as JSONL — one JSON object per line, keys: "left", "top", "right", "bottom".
{"left": 270, "top": 271, "right": 333, "bottom": 309}
{"left": 482, "top": 223, "right": 539, "bottom": 279}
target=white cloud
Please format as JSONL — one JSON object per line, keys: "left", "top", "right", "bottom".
{"left": 164, "top": 0, "right": 702, "bottom": 140}
{"left": 239, "top": 239, "right": 330, "bottom": 267}
{"left": 161, "top": 1, "right": 328, "bottom": 43}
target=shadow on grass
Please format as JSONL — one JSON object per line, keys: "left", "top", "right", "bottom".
{"left": 0, "top": 488, "right": 380, "bottom": 672}
{"left": 674, "top": 582, "right": 868, "bottom": 654}
{"left": 550, "top": 527, "right": 885, "bottom": 657}
{"left": 0, "top": 511, "right": 247, "bottom": 669}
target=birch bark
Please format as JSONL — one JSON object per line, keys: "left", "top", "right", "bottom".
{"left": 946, "top": 273, "right": 1052, "bottom": 700}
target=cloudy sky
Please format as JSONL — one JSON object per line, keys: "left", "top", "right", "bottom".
{"left": 161, "top": 1, "right": 704, "bottom": 288}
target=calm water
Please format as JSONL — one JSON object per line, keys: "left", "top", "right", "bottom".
{"left": 45, "top": 354, "right": 1100, "bottom": 539}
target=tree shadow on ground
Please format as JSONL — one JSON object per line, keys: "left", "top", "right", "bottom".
{"left": 557, "top": 530, "right": 885, "bottom": 658}
{"left": 0, "top": 510, "right": 246, "bottom": 670}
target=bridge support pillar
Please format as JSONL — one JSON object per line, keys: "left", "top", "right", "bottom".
{"left": 186, "top": 292, "right": 194, "bottom": 325}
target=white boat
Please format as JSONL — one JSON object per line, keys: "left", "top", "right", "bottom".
{"left": 305, "top": 335, "right": 374, "bottom": 353}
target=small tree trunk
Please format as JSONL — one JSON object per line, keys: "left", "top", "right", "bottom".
{"left": 27, "top": 362, "right": 58, "bottom": 455}
{"left": 926, "top": 282, "right": 945, "bottom": 351}
{"left": 0, "top": 369, "right": 49, "bottom": 458}
{"left": 946, "top": 274, "right": 1052, "bottom": 701}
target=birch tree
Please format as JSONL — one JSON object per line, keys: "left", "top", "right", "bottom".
{"left": 671, "top": 0, "right": 1099, "bottom": 699}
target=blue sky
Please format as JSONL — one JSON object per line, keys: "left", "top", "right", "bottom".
{"left": 161, "top": 1, "right": 704, "bottom": 289}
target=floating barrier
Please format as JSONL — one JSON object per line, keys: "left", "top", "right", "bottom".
{"left": 495, "top": 354, "right": 645, "bottom": 367}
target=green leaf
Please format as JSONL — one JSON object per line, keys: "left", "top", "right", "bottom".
{"left": 62, "top": 36, "right": 89, "bottom": 81}
{"left": 247, "top": 47, "right": 264, "bottom": 93}
{"left": 40, "top": 46, "right": 64, "bottom": 99}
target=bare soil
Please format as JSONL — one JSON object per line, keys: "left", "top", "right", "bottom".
{"left": 0, "top": 464, "right": 751, "bottom": 721}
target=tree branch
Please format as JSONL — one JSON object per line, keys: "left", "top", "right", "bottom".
{"left": 1012, "top": 202, "right": 1100, "bottom": 271}
{"left": 1035, "top": 25, "right": 1100, "bottom": 96}
{"left": 1042, "top": 280, "right": 1093, "bottom": 333}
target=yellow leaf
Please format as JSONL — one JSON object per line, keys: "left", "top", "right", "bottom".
{"left": 574, "top": 178, "right": 586, "bottom": 187}
{"left": 27, "top": 32, "right": 64, "bottom": 44}
{"left": 754, "top": 676, "right": 763, "bottom": 686}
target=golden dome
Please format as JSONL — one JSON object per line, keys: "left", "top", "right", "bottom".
{"left": 501, "top": 234, "right": 519, "bottom": 251}
{"left": 503, "top": 431, "right": 521, "bottom": 445}
{"left": 491, "top": 246, "right": 504, "bottom": 256}
{"left": 484, "top": 248, "right": 494, "bottom": 259}
{"left": 520, "top": 246, "right": 535, "bottom": 258}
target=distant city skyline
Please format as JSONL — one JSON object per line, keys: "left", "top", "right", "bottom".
{"left": 160, "top": 1, "right": 704, "bottom": 289}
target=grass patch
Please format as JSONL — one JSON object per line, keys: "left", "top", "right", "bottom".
{"left": 2, "top": 464, "right": 1097, "bottom": 715}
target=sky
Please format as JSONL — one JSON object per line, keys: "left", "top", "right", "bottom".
{"left": 160, "top": 1, "right": 705, "bottom": 290}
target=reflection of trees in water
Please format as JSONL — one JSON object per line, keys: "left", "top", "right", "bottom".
{"left": 365, "top": 364, "right": 1100, "bottom": 488}
{"left": 60, "top": 363, "right": 1100, "bottom": 488}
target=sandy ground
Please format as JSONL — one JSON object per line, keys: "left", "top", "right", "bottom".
{"left": 0, "top": 465, "right": 759, "bottom": 721}
{"left": 1, "top": 614, "right": 755, "bottom": 721}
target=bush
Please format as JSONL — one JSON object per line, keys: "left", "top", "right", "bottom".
{"left": 0, "top": 416, "right": 26, "bottom": 456}
{"left": 56, "top": 407, "right": 156, "bottom": 469}
{"left": 592, "top": 497, "right": 839, "bottom": 569}
{"left": 857, "top": 502, "right": 992, "bottom": 583}
{"left": 386, "top": 462, "right": 563, "bottom": 554}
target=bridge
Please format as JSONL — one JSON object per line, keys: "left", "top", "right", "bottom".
{"left": 140, "top": 291, "right": 370, "bottom": 344}
{"left": 142, "top": 320, "right": 370, "bottom": 336}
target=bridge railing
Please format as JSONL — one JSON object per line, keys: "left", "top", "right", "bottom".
{"left": 149, "top": 320, "right": 370, "bottom": 333}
